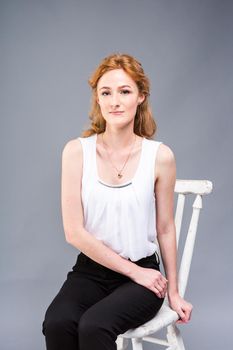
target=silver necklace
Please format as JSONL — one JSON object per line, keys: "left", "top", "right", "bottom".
{"left": 101, "top": 133, "right": 137, "bottom": 179}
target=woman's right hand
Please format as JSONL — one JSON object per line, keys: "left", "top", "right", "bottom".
{"left": 130, "top": 266, "right": 168, "bottom": 298}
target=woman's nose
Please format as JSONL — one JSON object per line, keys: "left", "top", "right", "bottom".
{"left": 110, "top": 93, "right": 120, "bottom": 107}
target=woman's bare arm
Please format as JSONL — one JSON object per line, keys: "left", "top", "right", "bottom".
{"left": 61, "top": 138, "right": 139, "bottom": 276}
{"left": 154, "top": 143, "right": 179, "bottom": 297}
{"left": 155, "top": 144, "right": 193, "bottom": 322}
{"left": 61, "top": 138, "right": 167, "bottom": 297}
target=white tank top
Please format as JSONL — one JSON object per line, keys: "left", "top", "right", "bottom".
{"left": 78, "top": 133, "right": 163, "bottom": 262}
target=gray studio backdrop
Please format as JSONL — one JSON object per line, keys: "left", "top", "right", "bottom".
{"left": 1, "top": 1, "right": 232, "bottom": 349}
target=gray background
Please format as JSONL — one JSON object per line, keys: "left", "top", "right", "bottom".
{"left": 1, "top": 0, "right": 232, "bottom": 349}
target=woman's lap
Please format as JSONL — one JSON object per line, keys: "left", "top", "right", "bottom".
{"left": 79, "top": 278, "right": 164, "bottom": 334}
{"left": 42, "top": 252, "right": 164, "bottom": 348}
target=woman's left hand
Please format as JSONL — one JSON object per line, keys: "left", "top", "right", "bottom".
{"left": 168, "top": 292, "right": 193, "bottom": 324}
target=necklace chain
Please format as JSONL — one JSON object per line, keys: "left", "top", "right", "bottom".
{"left": 101, "top": 133, "right": 137, "bottom": 178}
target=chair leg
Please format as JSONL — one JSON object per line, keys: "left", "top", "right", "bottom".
{"left": 166, "top": 324, "right": 185, "bottom": 350}
{"left": 116, "top": 336, "right": 129, "bottom": 350}
{"left": 173, "top": 324, "right": 185, "bottom": 350}
{"left": 131, "top": 337, "right": 144, "bottom": 350}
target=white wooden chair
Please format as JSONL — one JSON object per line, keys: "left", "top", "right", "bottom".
{"left": 116, "top": 179, "right": 213, "bottom": 350}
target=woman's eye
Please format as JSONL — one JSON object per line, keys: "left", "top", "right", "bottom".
{"left": 101, "top": 90, "right": 131, "bottom": 96}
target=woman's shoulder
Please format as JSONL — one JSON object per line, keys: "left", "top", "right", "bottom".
{"left": 62, "top": 137, "right": 83, "bottom": 159}
{"left": 147, "top": 138, "right": 176, "bottom": 165}
{"left": 147, "top": 138, "right": 175, "bottom": 159}
{"left": 62, "top": 134, "right": 95, "bottom": 159}
{"left": 155, "top": 142, "right": 176, "bottom": 172}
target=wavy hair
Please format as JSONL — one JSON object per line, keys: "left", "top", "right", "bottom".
{"left": 80, "top": 53, "right": 157, "bottom": 139}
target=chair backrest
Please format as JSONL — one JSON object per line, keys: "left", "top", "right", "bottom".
{"left": 156, "top": 179, "right": 213, "bottom": 299}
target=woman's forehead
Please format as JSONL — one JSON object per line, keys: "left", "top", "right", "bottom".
{"left": 97, "top": 69, "right": 136, "bottom": 89}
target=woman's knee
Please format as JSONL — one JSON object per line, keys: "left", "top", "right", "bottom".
{"left": 42, "top": 305, "right": 77, "bottom": 337}
{"left": 42, "top": 317, "right": 70, "bottom": 336}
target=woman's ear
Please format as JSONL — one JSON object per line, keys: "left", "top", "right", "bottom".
{"left": 138, "top": 94, "right": 145, "bottom": 105}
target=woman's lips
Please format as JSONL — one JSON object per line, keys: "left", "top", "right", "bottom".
{"left": 110, "top": 111, "right": 124, "bottom": 115}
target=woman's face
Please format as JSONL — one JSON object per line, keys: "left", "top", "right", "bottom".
{"left": 96, "top": 68, "right": 145, "bottom": 127}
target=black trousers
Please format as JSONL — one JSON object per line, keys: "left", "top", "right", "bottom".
{"left": 42, "top": 251, "right": 164, "bottom": 350}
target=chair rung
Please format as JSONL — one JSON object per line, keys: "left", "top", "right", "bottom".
{"left": 142, "top": 336, "right": 170, "bottom": 346}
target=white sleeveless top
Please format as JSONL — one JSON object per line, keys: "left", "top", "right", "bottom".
{"left": 78, "top": 133, "right": 163, "bottom": 262}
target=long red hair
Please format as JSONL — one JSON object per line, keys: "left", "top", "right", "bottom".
{"left": 80, "top": 52, "right": 157, "bottom": 139}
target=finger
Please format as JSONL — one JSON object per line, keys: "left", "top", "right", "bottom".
{"left": 183, "top": 306, "right": 192, "bottom": 316}
{"left": 152, "top": 286, "right": 163, "bottom": 298}
{"left": 159, "top": 288, "right": 166, "bottom": 298}
{"left": 158, "top": 279, "right": 167, "bottom": 289}
{"left": 156, "top": 271, "right": 166, "bottom": 282}
{"left": 160, "top": 275, "right": 168, "bottom": 284}
{"left": 176, "top": 316, "right": 187, "bottom": 324}
{"left": 154, "top": 283, "right": 164, "bottom": 292}
{"left": 180, "top": 309, "right": 191, "bottom": 323}
{"left": 157, "top": 276, "right": 167, "bottom": 289}
{"left": 185, "top": 308, "right": 192, "bottom": 321}
{"left": 176, "top": 315, "right": 183, "bottom": 324}
{"left": 178, "top": 309, "right": 186, "bottom": 321}
{"left": 153, "top": 281, "right": 167, "bottom": 297}
{"left": 160, "top": 278, "right": 168, "bottom": 289}
{"left": 176, "top": 319, "right": 186, "bottom": 324}
{"left": 159, "top": 280, "right": 167, "bottom": 293}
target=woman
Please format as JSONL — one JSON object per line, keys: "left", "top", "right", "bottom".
{"left": 42, "top": 53, "right": 192, "bottom": 350}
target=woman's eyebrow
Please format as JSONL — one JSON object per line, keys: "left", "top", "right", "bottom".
{"left": 99, "top": 85, "right": 132, "bottom": 90}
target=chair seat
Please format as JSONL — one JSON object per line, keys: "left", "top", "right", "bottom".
{"left": 119, "top": 301, "right": 179, "bottom": 339}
